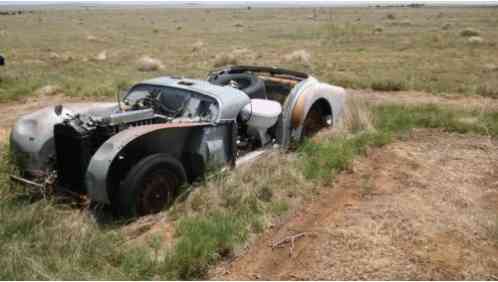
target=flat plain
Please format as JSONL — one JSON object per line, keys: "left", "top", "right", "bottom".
{"left": 0, "top": 6, "right": 497, "bottom": 280}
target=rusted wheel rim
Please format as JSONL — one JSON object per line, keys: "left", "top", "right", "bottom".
{"left": 302, "top": 108, "right": 326, "bottom": 138}
{"left": 138, "top": 169, "right": 177, "bottom": 215}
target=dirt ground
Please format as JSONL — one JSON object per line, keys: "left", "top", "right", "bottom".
{"left": 212, "top": 129, "right": 498, "bottom": 280}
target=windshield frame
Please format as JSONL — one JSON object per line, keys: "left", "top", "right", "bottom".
{"left": 123, "top": 83, "right": 221, "bottom": 121}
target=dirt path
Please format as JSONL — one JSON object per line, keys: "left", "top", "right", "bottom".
{"left": 212, "top": 129, "right": 498, "bottom": 280}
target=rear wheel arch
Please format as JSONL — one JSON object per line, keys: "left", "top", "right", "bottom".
{"left": 287, "top": 89, "right": 335, "bottom": 143}
{"left": 300, "top": 98, "right": 333, "bottom": 138}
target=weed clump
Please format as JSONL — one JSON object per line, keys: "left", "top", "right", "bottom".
{"left": 477, "top": 84, "right": 498, "bottom": 99}
{"left": 94, "top": 50, "right": 107, "bottom": 61}
{"left": 460, "top": 28, "right": 480, "bottom": 37}
{"left": 283, "top": 49, "right": 312, "bottom": 67}
{"left": 467, "top": 36, "right": 484, "bottom": 44}
{"left": 374, "top": 25, "right": 383, "bottom": 33}
{"left": 441, "top": 23, "right": 451, "bottom": 30}
{"left": 213, "top": 54, "right": 237, "bottom": 67}
{"left": 35, "top": 85, "right": 63, "bottom": 96}
{"left": 163, "top": 213, "right": 246, "bottom": 279}
{"left": 299, "top": 132, "right": 391, "bottom": 183}
{"left": 371, "top": 79, "right": 406, "bottom": 91}
{"left": 137, "top": 56, "right": 164, "bottom": 72}
{"left": 191, "top": 40, "right": 204, "bottom": 53}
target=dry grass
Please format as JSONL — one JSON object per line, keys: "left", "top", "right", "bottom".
{"left": 467, "top": 36, "right": 484, "bottom": 44}
{"left": 34, "top": 85, "right": 63, "bottom": 96}
{"left": 340, "top": 94, "right": 375, "bottom": 133}
{"left": 1, "top": 7, "right": 498, "bottom": 99}
{"left": 94, "top": 50, "right": 107, "bottom": 61}
{"left": 174, "top": 152, "right": 313, "bottom": 219}
{"left": 283, "top": 49, "right": 312, "bottom": 67}
{"left": 213, "top": 53, "right": 238, "bottom": 67}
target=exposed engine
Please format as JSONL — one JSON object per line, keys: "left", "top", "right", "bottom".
{"left": 53, "top": 109, "right": 166, "bottom": 193}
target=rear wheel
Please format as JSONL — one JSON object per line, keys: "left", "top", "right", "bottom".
{"left": 301, "top": 105, "right": 328, "bottom": 138}
{"left": 115, "top": 154, "right": 186, "bottom": 218}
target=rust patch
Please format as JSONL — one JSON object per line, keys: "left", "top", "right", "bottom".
{"left": 291, "top": 94, "right": 307, "bottom": 129}
{"left": 259, "top": 75, "right": 298, "bottom": 87}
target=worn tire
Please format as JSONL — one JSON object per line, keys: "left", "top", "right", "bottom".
{"left": 115, "top": 154, "right": 187, "bottom": 219}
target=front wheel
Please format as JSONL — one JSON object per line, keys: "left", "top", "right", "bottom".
{"left": 115, "top": 154, "right": 187, "bottom": 218}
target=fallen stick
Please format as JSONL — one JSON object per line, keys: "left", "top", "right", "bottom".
{"left": 271, "top": 232, "right": 314, "bottom": 257}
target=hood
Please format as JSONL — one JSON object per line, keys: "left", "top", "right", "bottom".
{"left": 10, "top": 102, "right": 118, "bottom": 174}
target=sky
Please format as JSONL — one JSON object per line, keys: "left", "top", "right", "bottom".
{"left": 0, "top": 0, "right": 496, "bottom": 6}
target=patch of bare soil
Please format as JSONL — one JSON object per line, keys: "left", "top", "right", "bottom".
{"left": 349, "top": 89, "right": 498, "bottom": 111}
{"left": 213, "top": 129, "right": 498, "bottom": 280}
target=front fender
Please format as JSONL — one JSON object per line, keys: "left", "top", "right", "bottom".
{"left": 10, "top": 102, "right": 117, "bottom": 175}
{"left": 85, "top": 122, "right": 234, "bottom": 204}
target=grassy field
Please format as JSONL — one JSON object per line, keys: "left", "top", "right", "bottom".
{"left": 1, "top": 5, "right": 498, "bottom": 280}
{"left": 1, "top": 6, "right": 498, "bottom": 102}
{"left": 1, "top": 100, "right": 497, "bottom": 279}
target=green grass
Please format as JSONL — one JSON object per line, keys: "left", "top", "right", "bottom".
{"left": 163, "top": 212, "right": 247, "bottom": 279}
{"left": 374, "top": 104, "right": 498, "bottom": 137}
{"left": 299, "top": 131, "right": 391, "bottom": 183}
{"left": 1, "top": 103, "right": 497, "bottom": 280}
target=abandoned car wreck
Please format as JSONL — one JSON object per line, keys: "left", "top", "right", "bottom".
{"left": 10, "top": 66, "right": 347, "bottom": 218}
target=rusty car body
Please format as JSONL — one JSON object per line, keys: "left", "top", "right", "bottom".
{"left": 10, "top": 65, "right": 347, "bottom": 217}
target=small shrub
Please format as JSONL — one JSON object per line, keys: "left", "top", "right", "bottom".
{"left": 477, "top": 84, "right": 498, "bottom": 99}
{"left": 257, "top": 186, "right": 273, "bottom": 202}
{"left": 386, "top": 13, "right": 396, "bottom": 20}
{"left": 460, "top": 28, "right": 480, "bottom": 37}
{"left": 467, "top": 36, "right": 484, "bottom": 44}
{"left": 441, "top": 23, "right": 451, "bottom": 30}
{"left": 283, "top": 49, "right": 312, "bottom": 67}
{"left": 94, "top": 50, "right": 107, "bottom": 61}
{"left": 270, "top": 200, "right": 289, "bottom": 216}
{"left": 137, "top": 56, "right": 164, "bottom": 72}
{"left": 370, "top": 79, "right": 406, "bottom": 91}
{"left": 213, "top": 54, "right": 238, "bottom": 67}
{"left": 374, "top": 25, "right": 383, "bottom": 33}
{"left": 191, "top": 40, "right": 204, "bottom": 53}
{"left": 35, "top": 85, "right": 63, "bottom": 96}
{"left": 483, "top": 63, "right": 498, "bottom": 72}
{"left": 342, "top": 95, "right": 374, "bottom": 133}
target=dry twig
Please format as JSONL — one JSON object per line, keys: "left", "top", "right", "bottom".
{"left": 271, "top": 232, "right": 315, "bottom": 257}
